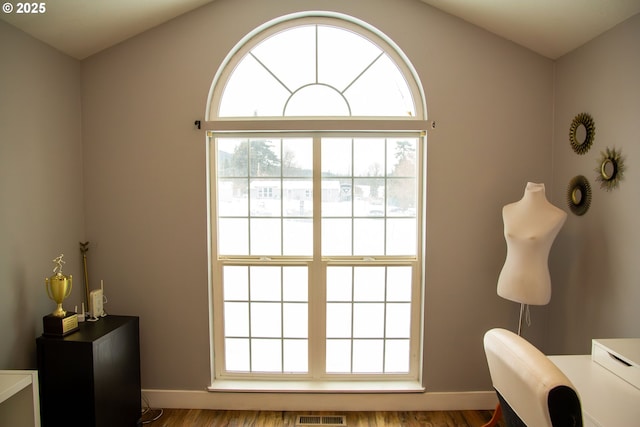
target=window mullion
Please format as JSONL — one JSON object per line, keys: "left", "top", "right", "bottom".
{"left": 314, "top": 25, "right": 318, "bottom": 84}
{"left": 247, "top": 266, "right": 253, "bottom": 372}
{"left": 383, "top": 266, "right": 388, "bottom": 373}
{"left": 350, "top": 267, "right": 355, "bottom": 373}
{"left": 280, "top": 140, "right": 284, "bottom": 257}
{"left": 341, "top": 52, "right": 384, "bottom": 95}
{"left": 309, "top": 135, "right": 325, "bottom": 378}
{"left": 280, "top": 266, "right": 285, "bottom": 373}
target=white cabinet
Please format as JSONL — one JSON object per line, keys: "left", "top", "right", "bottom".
{"left": 550, "top": 354, "right": 640, "bottom": 427}
{"left": 0, "top": 370, "right": 41, "bottom": 427}
{"left": 592, "top": 338, "right": 640, "bottom": 390}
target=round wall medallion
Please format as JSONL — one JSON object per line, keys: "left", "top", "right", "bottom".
{"left": 569, "top": 113, "right": 595, "bottom": 155}
{"left": 596, "top": 147, "right": 625, "bottom": 191}
{"left": 567, "top": 175, "right": 592, "bottom": 216}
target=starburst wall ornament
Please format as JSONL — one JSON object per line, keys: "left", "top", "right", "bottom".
{"left": 567, "top": 175, "right": 592, "bottom": 216}
{"left": 569, "top": 113, "right": 595, "bottom": 155}
{"left": 595, "top": 147, "right": 625, "bottom": 191}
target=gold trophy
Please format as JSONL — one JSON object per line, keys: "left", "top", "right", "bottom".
{"left": 43, "top": 254, "right": 79, "bottom": 336}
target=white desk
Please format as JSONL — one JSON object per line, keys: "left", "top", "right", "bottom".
{"left": 549, "top": 355, "right": 640, "bottom": 427}
{"left": 0, "top": 370, "right": 41, "bottom": 427}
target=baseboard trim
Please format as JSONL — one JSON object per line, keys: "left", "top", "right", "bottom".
{"left": 142, "top": 388, "right": 498, "bottom": 411}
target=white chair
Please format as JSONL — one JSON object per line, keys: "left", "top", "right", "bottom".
{"left": 483, "top": 328, "right": 582, "bottom": 427}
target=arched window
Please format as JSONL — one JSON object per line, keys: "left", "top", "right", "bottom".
{"left": 207, "top": 13, "right": 426, "bottom": 123}
{"left": 206, "top": 12, "right": 427, "bottom": 390}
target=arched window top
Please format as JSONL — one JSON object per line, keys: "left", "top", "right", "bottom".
{"left": 207, "top": 12, "right": 426, "bottom": 121}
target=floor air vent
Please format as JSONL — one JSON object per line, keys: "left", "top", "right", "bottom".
{"left": 295, "top": 415, "right": 347, "bottom": 426}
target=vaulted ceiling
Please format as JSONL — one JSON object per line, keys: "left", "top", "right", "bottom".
{"left": 2, "top": 0, "right": 639, "bottom": 59}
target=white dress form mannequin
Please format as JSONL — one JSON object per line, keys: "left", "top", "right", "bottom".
{"left": 497, "top": 182, "right": 567, "bottom": 328}
{"left": 483, "top": 183, "right": 567, "bottom": 427}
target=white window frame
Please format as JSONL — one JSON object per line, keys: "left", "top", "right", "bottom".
{"left": 205, "top": 11, "right": 428, "bottom": 390}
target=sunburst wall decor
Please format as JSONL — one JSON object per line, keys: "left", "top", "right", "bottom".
{"left": 569, "top": 112, "right": 595, "bottom": 155}
{"left": 567, "top": 175, "right": 592, "bottom": 216}
{"left": 595, "top": 147, "right": 625, "bottom": 191}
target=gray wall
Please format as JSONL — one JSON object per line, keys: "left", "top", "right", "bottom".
{"left": 0, "top": 21, "right": 85, "bottom": 368}
{"left": 80, "top": 0, "right": 554, "bottom": 393}
{"left": 548, "top": 13, "right": 640, "bottom": 354}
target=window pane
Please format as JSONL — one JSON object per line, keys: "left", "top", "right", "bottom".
{"left": 353, "top": 219, "right": 384, "bottom": 255}
{"left": 222, "top": 266, "right": 309, "bottom": 374}
{"left": 325, "top": 266, "right": 414, "bottom": 374}
{"left": 387, "top": 218, "right": 416, "bottom": 255}
{"left": 353, "top": 340, "right": 383, "bottom": 372}
{"left": 252, "top": 339, "right": 282, "bottom": 372}
{"left": 345, "top": 54, "right": 415, "bottom": 117}
{"left": 326, "top": 267, "right": 352, "bottom": 301}
{"left": 326, "top": 339, "right": 351, "bottom": 373}
{"left": 219, "top": 218, "right": 248, "bottom": 254}
{"left": 252, "top": 26, "right": 316, "bottom": 93}
{"left": 218, "top": 138, "right": 317, "bottom": 257}
{"left": 322, "top": 219, "right": 352, "bottom": 255}
{"left": 283, "top": 267, "right": 308, "bottom": 301}
{"left": 223, "top": 266, "right": 248, "bottom": 300}
{"left": 386, "top": 303, "right": 411, "bottom": 338}
{"left": 251, "top": 303, "right": 281, "bottom": 338}
{"left": 284, "top": 339, "right": 308, "bottom": 373}
{"left": 219, "top": 55, "right": 290, "bottom": 117}
{"left": 321, "top": 139, "right": 352, "bottom": 176}
{"left": 218, "top": 179, "right": 248, "bottom": 216}
{"left": 354, "top": 178, "right": 385, "bottom": 217}
{"left": 250, "top": 140, "right": 281, "bottom": 177}
{"left": 225, "top": 338, "right": 250, "bottom": 371}
{"left": 387, "top": 179, "right": 415, "bottom": 217}
{"left": 387, "top": 139, "right": 416, "bottom": 176}
{"left": 285, "top": 85, "right": 350, "bottom": 116}
{"left": 250, "top": 180, "right": 281, "bottom": 216}
{"left": 317, "top": 26, "right": 382, "bottom": 92}
{"left": 322, "top": 179, "right": 351, "bottom": 217}
{"left": 283, "top": 219, "right": 312, "bottom": 256}
{"left": 386, "top": 266, "right": 412, "bottom": 301}
{"left": 353, "top": 303, "right": 384, "bottom": 338}
{"left": 354, "top": 138, "right": 385, "bottom": 177}
{"left": 250, "top": 218, "right": 281, "bottom": 254}
{"left": 283, "top": 179, "right": 312, "bottom": 217}
{"left": 250, "top": 266, "right": 281, "bottom": 300}
{"left": 326, "top": 303, "right": 351, "bottom": 338}
{"left": 218, "top": 139, "right": 248, "bottom": 177}
{"left": 283, "top": 303, "right": 307, "bottom": 338}
{"left": 354, "top": 267, "right": 385, "bottom": 301}
{"left": 322, "top": 137, "right": 418, "bottom": 257}
{"left": 385, "top": 340, "right": 410, "bottom": 373}
{"left": 224, "top": 302, "right": 249, "bottom": 336}
{"left": 283, "top": 139, "right": 313, "bottom": 177}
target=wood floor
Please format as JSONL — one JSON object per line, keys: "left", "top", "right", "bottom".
{"left": 143, "top": 409, "right": 505, "bottom": 426}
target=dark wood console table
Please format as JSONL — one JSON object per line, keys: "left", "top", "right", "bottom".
{"left": 37, "top": 315, "right": 141, "bottom": 427}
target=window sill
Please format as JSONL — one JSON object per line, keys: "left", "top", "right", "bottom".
{"left": 208, "top": 379, "right": 425, "bottom": 393}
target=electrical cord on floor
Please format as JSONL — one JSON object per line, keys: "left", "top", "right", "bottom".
{"left": 141, "top": 407, "right": 164, "bottom": 424}
{"left": 141, "top": 394, "right": 164, "bottom": 424}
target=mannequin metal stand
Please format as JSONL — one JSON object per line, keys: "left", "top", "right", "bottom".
{"left": 481, "top": 303, "right": 527, "bottom": 427}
